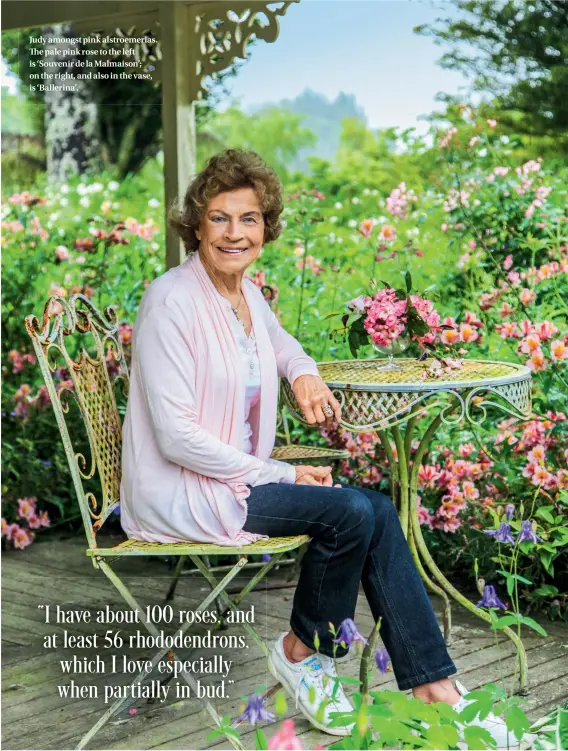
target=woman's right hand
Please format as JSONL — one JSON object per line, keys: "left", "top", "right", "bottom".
{"left": 294, "top": 465, "right": 335, "bottom": 486}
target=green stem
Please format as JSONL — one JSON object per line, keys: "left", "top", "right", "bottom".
{"left": 360, "top": 619, "right": 381, "bottom": 700}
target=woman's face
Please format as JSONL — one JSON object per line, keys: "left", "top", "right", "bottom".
{"left": 196, "top": 188, "right": 265, "bottom": 278}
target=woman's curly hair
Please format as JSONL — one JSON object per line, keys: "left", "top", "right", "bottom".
{"left": 168, "top": 149, "right": 284, "bottom": 255}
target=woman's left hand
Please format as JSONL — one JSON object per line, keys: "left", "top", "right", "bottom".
{"left": 291, "top": 374, "right": 342, "bottom": 428}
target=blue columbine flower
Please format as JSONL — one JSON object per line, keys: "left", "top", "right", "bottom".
{"left": 235, "top": 693, "right": 275, "bottom": 725}
{"left": 41, "top": 460, "right": 52, "bottom": 467}
{"left": 375, "top": 647, "right": 389, "bottom": 674}
{"left": 332, "top": 618, "right": 368, "bottom": 648}
{"left": 517, "top": 520, "right": 540, "bottom": 544}
{"left": 484, "top": 522, "right": 515, "bottom": 544}
{"left": 477, "top": 584, "right": 507, "bottom": 610}
{"left": 505, "top": 504, "right": 515, "bottom": 520}
{"left": 261, "top": 554, "right": 272, "bottom": 562}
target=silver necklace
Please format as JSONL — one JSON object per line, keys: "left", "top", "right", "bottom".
{"left": 230, "top": 291, "right": 244, "bottom": 321}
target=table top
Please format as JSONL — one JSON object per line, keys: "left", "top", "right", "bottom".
{"left": 315, "top": 358, "right": 531, "bottom": 393}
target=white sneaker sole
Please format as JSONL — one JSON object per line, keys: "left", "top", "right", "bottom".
{"left": 267, "top": 652, "right": 353, "bottom": 737}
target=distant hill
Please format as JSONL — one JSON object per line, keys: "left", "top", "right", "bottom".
{"left": 248, "top": 88, "right": 368, "bottom": 171}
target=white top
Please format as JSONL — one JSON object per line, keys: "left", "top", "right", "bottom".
{"left": 215, "top": 290, "right": 296, "bottom": 486}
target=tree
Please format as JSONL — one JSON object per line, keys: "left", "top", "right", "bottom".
{"left": 2, "top": 27, "right": 250, "bottom": 179}
{"left": 197, "top": 105, "right": 317, "bottom": 181}
{"left": 42, "top": 24, "right": 102, "bottom": 181}
{"left": 416, "top": 0, "right": 568, "bottom": 151}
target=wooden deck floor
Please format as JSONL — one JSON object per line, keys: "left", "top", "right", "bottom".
{"left": 2, "top": 535, "right": 567, "bottom": 751}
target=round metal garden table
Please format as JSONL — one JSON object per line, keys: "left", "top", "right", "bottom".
{"left": 283, "top": 358, "right": 533, "bottom": 691}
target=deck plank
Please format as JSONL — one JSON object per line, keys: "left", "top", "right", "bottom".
{"left": 2, "top": 537, "right": 566, "bottom": 751}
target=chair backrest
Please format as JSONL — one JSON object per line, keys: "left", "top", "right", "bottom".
{"left": 25, "top": 294, "right": 129, "bottom": 549}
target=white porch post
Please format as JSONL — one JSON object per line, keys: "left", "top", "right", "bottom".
{"left": 159, "top": 2, "right": 196, "bottom": 270}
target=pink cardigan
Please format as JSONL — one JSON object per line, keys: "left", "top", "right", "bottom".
{"left": 119, "top": 251, "right": 320, "bottom": 545}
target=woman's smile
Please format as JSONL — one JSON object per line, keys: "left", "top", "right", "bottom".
{"left": 196, "top": 187, "right": 265, "bottom": 285}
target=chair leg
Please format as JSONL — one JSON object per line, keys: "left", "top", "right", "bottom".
{"left": 76, "top": 557, "right": 249, "bottom": 751}
{"left": 203, "top": 554, "right": 226, "bottom": 628}
{"left": 286, "top": 541, "right": 308, "bottom": 583}
{"left": 165, "top": 555, "right": 186, "bottom": 601}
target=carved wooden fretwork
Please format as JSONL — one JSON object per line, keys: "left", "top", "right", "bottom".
{"left": 71, "top": 2, "right": 299, "bottom": 99}
{"left": 191, "top": 1, "right": 299, "bottom": 100}
{"left": 72, "top": 12, "right": 162, "bottom": 77}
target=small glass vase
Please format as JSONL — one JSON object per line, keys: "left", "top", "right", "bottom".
{"left": 373, "top": 335, "right": 411, "bottom": 371}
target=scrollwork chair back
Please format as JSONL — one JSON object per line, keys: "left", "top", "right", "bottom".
{"left": 25, "top": 295, "right": 129, "bottom": 550}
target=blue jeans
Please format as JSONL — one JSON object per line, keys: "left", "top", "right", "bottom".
{"left": 242, "top": 482, "right": 456, "bottom": 691}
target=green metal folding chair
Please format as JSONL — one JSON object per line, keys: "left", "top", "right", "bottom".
{"left": 25, "top": 294, "right": 312, "bottom": 751}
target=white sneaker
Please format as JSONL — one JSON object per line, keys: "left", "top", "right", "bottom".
{"left": 267, "top": 632, "right": 355, "bottom": 736}
{"left": 453, "top": 681, "right": 536, "bottom": 750}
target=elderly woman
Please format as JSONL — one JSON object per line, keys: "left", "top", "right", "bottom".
{"left": 120, "top": 149, "right": 519, "bottom": 747}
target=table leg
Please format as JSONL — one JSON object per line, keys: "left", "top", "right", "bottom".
{"left": 379, "top": 420, "right": 453, "bottom": 643}
{"left": 408, "top": 414, "right": 528, "bottom": 693}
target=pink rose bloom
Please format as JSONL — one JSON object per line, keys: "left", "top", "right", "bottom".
{"left": 503, "top": 255, "right": 513, "bottom": 270}
{"left": 508, "top": 270, "right": 521, "bottom": 286}
{"left": 487, "top": 119, "right": 497, "bottom": 128}
{"left": 268, "top": 719, "right": 303, "bottom": 750}
{"left": 494, "top": 167, "right": 509, "bottom": 177}
{"left": 441, "top": 223, "right": 448, "bottom": 232}
{"left": 468, "top": 240, "right": 477, "bottom": 250}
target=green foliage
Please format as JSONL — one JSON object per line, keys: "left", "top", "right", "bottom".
{"left": 1, "top": 104, "right": 566, "bottom": 619}
{"left": 197, "top": 105, "right": 317, "bottom": 181}
{"left": 415, "top": 0, "right": 568, "bottom": 155}
{"left": 1, "top": 27, "right": 249, "bottom": 181}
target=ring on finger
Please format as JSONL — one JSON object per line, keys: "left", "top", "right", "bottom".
{"left": 322, "top": 404, "right": 333, "bottom": 417}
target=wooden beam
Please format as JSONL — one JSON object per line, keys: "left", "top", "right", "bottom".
{"left": 0, "top": 1, "right": 158, "bottom": 31}
{"left": 159, "top": 1, "right": 196, "bottom": 270}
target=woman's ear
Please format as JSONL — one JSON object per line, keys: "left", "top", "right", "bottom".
{"left": 195, "top": 228, "right": 201, "bottom": 241}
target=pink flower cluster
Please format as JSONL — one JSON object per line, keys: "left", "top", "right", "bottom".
{"left": 494, "top": 317, "right": 567, "bottom": 370}
{"left": 7, "top": 350, "right": 36, "bottom": 374}
{"left": 386, "top": 182, "right": 417, "bottom": 220}
{"left": 444, "top": 189, "right": 470, "bottom": 213}
{"left": 439, "top": 311, "right": 483, "bottom": 347}
{"left": 2, "top": 497, "right": 50, "bottom": 550}
{"left": 7, "top": 191, "right": 46, "bottom": 207}
{"left": 439, "top": 127, "right": 458, "bottom": 148}
{"left": 124, "top": 217, "right": 158, "bottom": 241}
{"left": 296, "top": 255, "right": 324, "bottom": 276}
{"left": 267, "top": 718, "right": 323, "bottom": 750}
{"left": 496, "top": 416, "right": 568, "bottom": 492}
{"left": 418, "top": 448, "right": 494, "bottom": 532}
{"left": 362, "top": 289, "right": 409, "bottom": 346}
{"left": 351, "top": 289, "right": 442, "bottom": 348}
